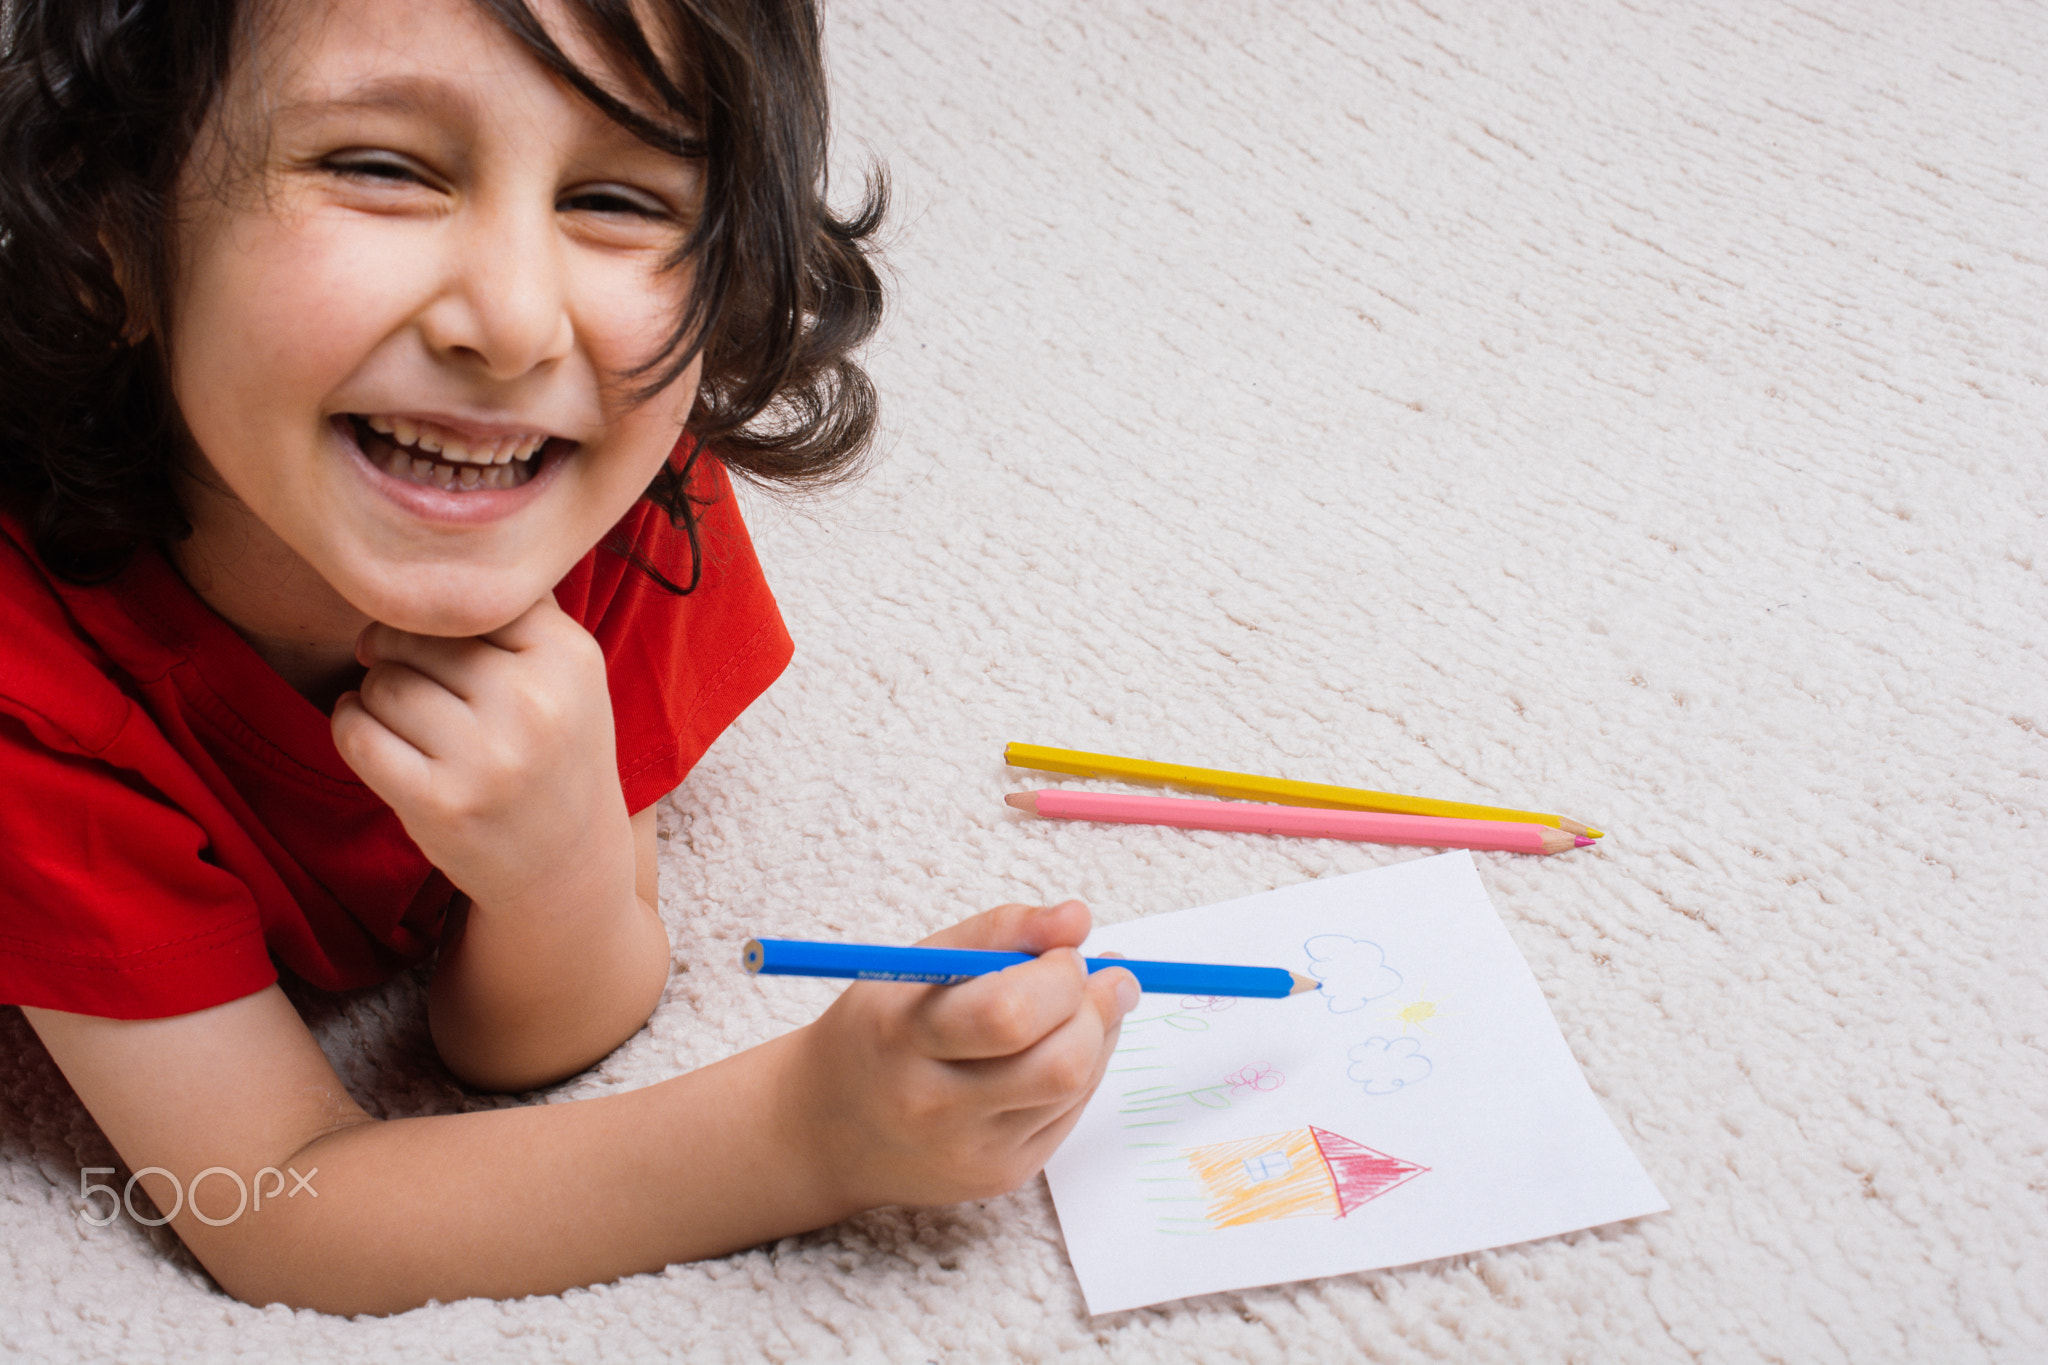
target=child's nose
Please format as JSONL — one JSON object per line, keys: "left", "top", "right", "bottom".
{"left": 416, "top": 200, "right": 574, "bottom": 380}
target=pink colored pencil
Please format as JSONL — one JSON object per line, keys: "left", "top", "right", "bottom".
{"left": 1004, "top": 790, "right": 1591, "bottom": 855}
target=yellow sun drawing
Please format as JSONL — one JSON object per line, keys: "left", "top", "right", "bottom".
{"left": 1386, "top": 986, "right": 1449, "bottom": 1035}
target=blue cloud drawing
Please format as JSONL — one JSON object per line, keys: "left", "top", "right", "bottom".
{"left": 1303, "top": 935, "right": 1403, "bottom": 1013}
{"left": 1347, "top": 1036, "right": 1433, "bottom": 1095}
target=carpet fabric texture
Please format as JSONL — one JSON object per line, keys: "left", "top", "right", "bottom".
{"left": 3, "top": 1, "right": 2043, "bottom": 1360}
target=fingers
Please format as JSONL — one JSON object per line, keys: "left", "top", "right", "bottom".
{"left": 918, "top": 899, "right": 1092, "bottom": 955}
{"left": 349, "top": 660, "right": 476, "bottom": 760}
{"left": 907, "top": 947, "right": 1088, "bottom": 1062}
{"left": 343, "top": 597, "right": 594, "bottom": 765}
{"left": 354, "top": 594, "right": 564, "bottom": 679}
{"left": 970, "top": 962, "right": 1133, "bottom": 1114}
{"left": 803, "top": 904, "right": 1137, "bottom": 1208}
{"left": 477, "top": 590, "right": 568, "bottom": 651}
{"left": 901, "top": 968, "right": 1129, "bottom": 1203}
{"left": 330, "top": 689, "right": 432, "bottom": 799}
{"left": 904, "top": 899, "right": 1097, "bottom": 1061}
{"left": 909, "top": 949, "right": 1137, "bottom": 1113}
{"left": 355, "top": 623, "right": 498, "bottom": 699}
{"left": 1017, "top": 994, "right": 1126, "bottom": 1150}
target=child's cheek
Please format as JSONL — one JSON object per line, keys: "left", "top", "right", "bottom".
{"left": 176, "top": 208, "right": 413, "bottom": 427}
{"left": 583, "top": 268, "right": 695, "bottom": 389}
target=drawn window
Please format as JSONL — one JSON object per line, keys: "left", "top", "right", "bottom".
{"left": 1242, "top": 1151, "right": 1292, "bottom": 1183}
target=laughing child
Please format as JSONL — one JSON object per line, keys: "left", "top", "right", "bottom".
{"left": 0, "top": 0, "right": 1137, "bottom": 1314}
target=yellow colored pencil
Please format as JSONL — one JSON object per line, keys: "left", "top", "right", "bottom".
{"left": 1003, "top": 743, "right": 1603, "bottom": 838}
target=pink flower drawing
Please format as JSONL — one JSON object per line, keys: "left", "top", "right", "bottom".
{"left": 1225, "top": 1064, "right": 1285, "bottom": 1096}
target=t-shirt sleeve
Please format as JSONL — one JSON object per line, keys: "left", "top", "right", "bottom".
{"left": 556, "top": 450, "right": 794, "bottom": 813}
{"left": 0, "top": 710, "right": 275, "bottom": 1018}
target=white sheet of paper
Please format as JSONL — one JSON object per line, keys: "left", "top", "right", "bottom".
{"left": 1044, "top": 851, "right": 1668, "bottom": 1314}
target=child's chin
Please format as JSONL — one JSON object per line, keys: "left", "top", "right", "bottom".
{"left": 352, "top": 585, "right": 542, "bottom": 639}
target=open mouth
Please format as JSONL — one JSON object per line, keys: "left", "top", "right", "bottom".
{"left": 347, "top": 414, "right": 565, "bottom": 492}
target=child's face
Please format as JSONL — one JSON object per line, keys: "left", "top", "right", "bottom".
{"left": 167, "top": 0, "right": 704, "bottom": 638}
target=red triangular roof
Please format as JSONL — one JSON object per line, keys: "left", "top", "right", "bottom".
{"left": 1308, "top": 1127, "right": 1429, "bottom": 1217}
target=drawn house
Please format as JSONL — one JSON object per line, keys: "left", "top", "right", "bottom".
{"left": 1181, "top": 1126, "right": 1427, "bottom": 1229}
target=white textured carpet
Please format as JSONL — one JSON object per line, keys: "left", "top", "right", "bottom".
{"left": 4, "top": 1, "right": 2045, "bottom": 1360}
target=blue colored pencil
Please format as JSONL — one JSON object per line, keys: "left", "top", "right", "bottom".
{"left": 742, "top": 938, "right": 1318, "bottom": 998}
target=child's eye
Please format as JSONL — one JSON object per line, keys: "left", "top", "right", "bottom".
{"left": 559, "top": 186, "right": 670, "bottom": 219}
{"left": 325, "top": 152, "right": 429, "bottom": 186}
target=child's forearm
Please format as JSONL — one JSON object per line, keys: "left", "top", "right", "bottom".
{"left": 206, "top": 1030, "right": 848, "bottom": 1315}
{"left": 427, "top": 885, "right": 671, "bottom": 1091}
{"left": 427, "top": 805, "right": 671, "bottom": 1091}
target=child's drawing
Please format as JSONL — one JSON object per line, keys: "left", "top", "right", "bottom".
{"left": 1385, "top": 985, "right": 1449, "bottom": 1035}
{"left": 1177, "top": 1126, "right": 1428, "bottom": 1229}
{"left": 1047, "top": 855, "right": 1672, "bottom": 1313}
{"left": 1121, "top": 1007, "right": 1222, "bottom": 1034}
{"left": 1122, "top": 1066, "right": 1285, "bottom": 1125}
{"left": 1346, "top": 1037, "right": 1432, "bottom": 1095}
{"left": 1303, "top": 935, "right": 1403, "bottom": 1013}
{"left": 1224, "top": 1063, "right": 1284, "bottom": 1096}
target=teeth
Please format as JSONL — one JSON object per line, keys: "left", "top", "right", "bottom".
{"left": 375, "top": 428, "right": 538, "bottom": 492}
{"left": 359, "top": 415, "right": 551, "bottom": 468}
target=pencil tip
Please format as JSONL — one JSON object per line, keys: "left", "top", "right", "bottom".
{"left": 1004, "top": 791, "right": 1038, "bottom": 814}
{"left": 1288, "top": 972, "right": 1320, "bottom": 995}
{"left": 1585, "top": 828, "right": 1605, "bottom": 839}
{"left": 1575, "top": 835, "right": 1595, "bottom": 847}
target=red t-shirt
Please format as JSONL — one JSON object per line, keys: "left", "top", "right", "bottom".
{"left": 0, "top": 453, "right": 791, "bottom": 1020}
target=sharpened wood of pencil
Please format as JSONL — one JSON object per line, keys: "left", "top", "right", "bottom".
{"left": 742, "top": 938, "right": 1319, "bottom": 997}
{"left": 1005, "top": 790, "right": 1592, "bottom": 855}
{"left": 1004, "top": 742, "right": 1603, "bottom": 838}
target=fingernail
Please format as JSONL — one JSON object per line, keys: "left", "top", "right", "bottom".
{"left": 1113, "top": 971, "right": 1140, "bottom": 1014}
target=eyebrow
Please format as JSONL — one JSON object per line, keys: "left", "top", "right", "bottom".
{"left": 271, "top": 75, "right": 480, "bottom": 128}
{"left": 270, "top": 72, "right": 701, "bottom": 162}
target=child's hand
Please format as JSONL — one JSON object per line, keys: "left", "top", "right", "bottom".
{"left": 331, "top": 594, "right": 665, "bottom": 1088}
{"left": 330, "top": 594, "right": 632, "bottom": 916}
{"left": 780, "top": 900, "right": 1139, "bottom": 1212}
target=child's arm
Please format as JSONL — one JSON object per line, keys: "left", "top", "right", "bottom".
{"left": 331, "top": 597, "right": 672, "bottom": 1091}
{"left": 25, "top": 901, "right": 1133, "bottom": 1316}
{"left": 424, "top": 803, "right": 670, "bottom": 1091}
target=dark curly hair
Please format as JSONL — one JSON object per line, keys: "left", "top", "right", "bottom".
{"left": 0, "top": 0, "right": 884, "bottom": 592}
